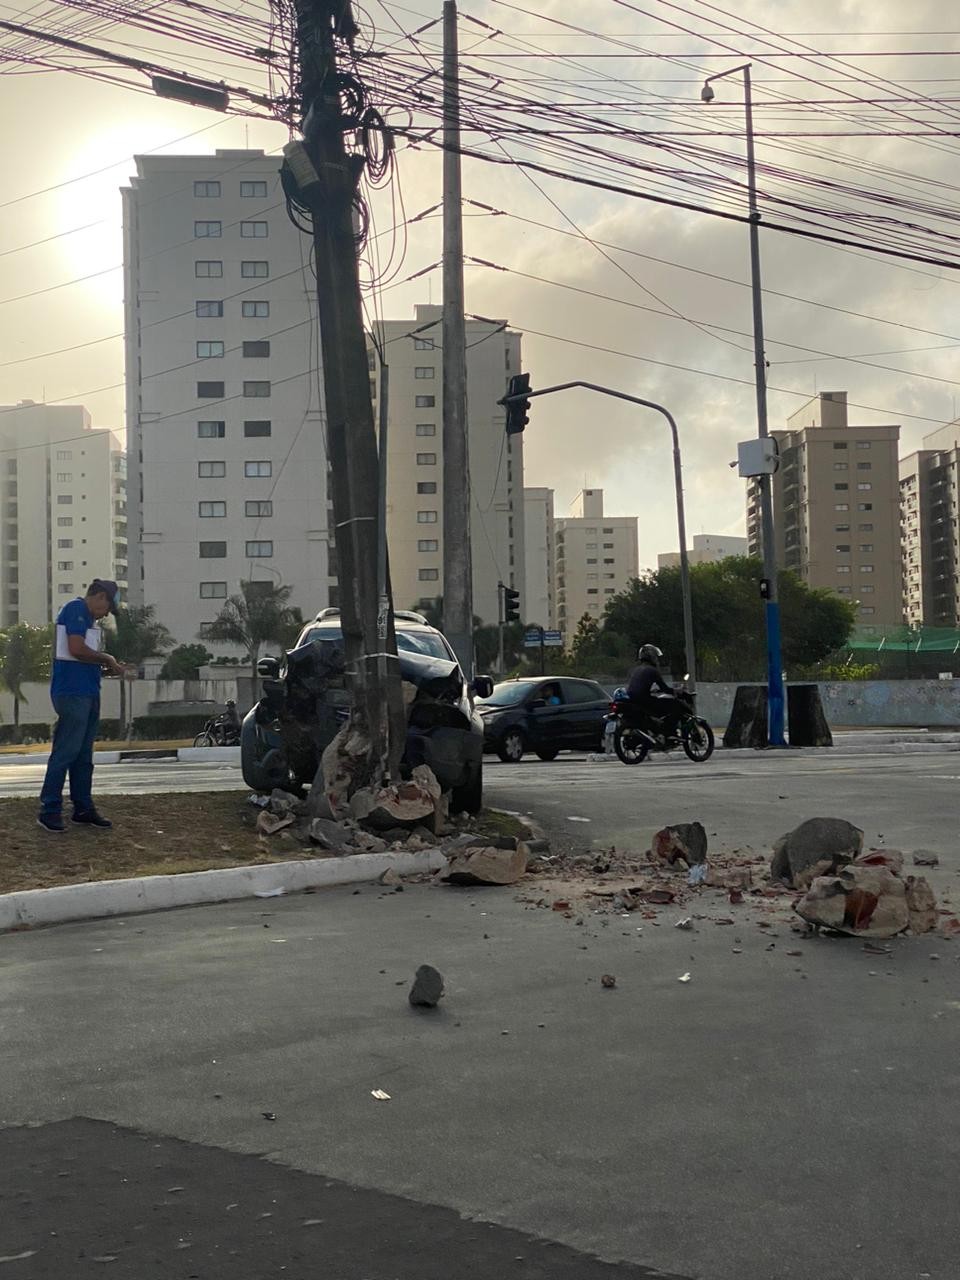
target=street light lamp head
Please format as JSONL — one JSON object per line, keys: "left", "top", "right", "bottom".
{"left": 700, "top": 82, "right": 715, "bottom": 103}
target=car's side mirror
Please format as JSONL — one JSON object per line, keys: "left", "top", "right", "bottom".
{"left": 257, "top": 656, "right": 281, "bottom": 679}
{"left": 529, "top": 698, "right": 547, "bottom": 710}
{"left": 471, "top": 674, "right": 494, "bottom": 699}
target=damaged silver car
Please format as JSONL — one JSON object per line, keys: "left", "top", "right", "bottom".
{"left": 240, "top": 609, "right": 492, "bottom": 812}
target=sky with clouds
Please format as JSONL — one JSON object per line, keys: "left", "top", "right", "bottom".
{"left": 2, "top": 0, "right": 959, "bottom": 568}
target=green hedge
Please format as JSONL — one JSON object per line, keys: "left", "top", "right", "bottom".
{"left": 0, "top": 723, "right": 50, "bottom": 745}
{"left": 130, "top": 713, "right": 213, "bottom": 740}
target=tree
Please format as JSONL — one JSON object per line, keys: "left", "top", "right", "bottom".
{"left": 106, "top": 605, "right": 174, "bottom": 735}
{"left": 411, "top": 597, "right": 443, "bottom": 629}
{"left": 603, "top": 557, "right": 855, "bottom": 682}
{"left": 571, "top": 613, "right": 602, "bottom": 665}
{"left": 159, "top": 643, "right": 213, "bottom": 681}
{"left": 202, "top": 580, "right": 304, "bottom": 679}
{"left": 0, "top": 623, "right": 51, "bottom": 732}
{"left": 473, "top": 620, "right": 526, "bottom": 673}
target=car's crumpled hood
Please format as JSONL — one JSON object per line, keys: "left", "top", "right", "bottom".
{"left": 398, "top": 649, "right": 464, "bottom": 699}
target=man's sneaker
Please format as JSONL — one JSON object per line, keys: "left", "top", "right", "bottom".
{"left": 37, "top": 813, "right": 66, "bottom": 833}
{"left": 71, "top": 809, "right": 113, "bottom": 830}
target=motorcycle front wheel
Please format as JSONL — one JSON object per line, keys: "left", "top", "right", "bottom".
{"left": 193, "top": 731, "right": 214, "bottom": 748}
{"left": 682, "top": 718, "right": 715, "bottom": 763}
{"left": 614, "top": 723, "right": 649, "bottom": 765}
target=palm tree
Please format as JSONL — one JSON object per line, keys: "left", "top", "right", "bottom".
{"left": 202, "top": 580, "right": 304, "bottom": 680}
{"left": 106, "top": 605, "right": 174, "bottom": 736}
{"left": 0, "top": 623, "right": 51, "bottom": 735}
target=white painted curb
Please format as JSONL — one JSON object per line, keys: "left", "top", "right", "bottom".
{"left": 0, "top": 848, "right": 447, "bottom": 932}
{"left": 0, "top": 746, "right": 242, "bottom": 768}
{"left": 176, "top": 746, "right": 241, "bottom": 763}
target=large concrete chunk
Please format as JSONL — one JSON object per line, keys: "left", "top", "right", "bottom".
{"left": 905, "top": 875, "right": 937, "bottom": 934}
{"left": 652, "top": 822, "right": 707, "bottom": 867}
{"left": 442, "top": 845, "right": 528, "bottom": 886}
{"left": 794, "top": 864, "right": 909, "bottom": 938}
{"left": 770, "top": 817, "right": 863, "bottom": 889}
{"left": 350, "top": 766, "right": 442, "bottom": 831}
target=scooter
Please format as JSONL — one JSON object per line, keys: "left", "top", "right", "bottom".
{"left": 607, "top": 684, "right": 715, "bottom": 765}
{"left": 193, "top": 705, "right": 241, "bottom": 748}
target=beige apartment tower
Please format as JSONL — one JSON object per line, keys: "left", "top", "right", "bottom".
{"left": 523, "top": 486, "right": 555, "bottom": 628}
{"left": 0, "top": 402, "right": 127, "bottom": 628}
{"left": 900, "top": 419, "right": 960, "bottom": 626}
{"left": 555, "top": 488, "right": 639, "bottom": 643}
{"left": 747, "top": 392, "right": 901, "bottom": 625}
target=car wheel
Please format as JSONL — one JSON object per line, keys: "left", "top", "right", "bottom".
{"left": 497, "top": 728, "right": 526, "bottom": 763}
{"left": 535, "top": 747, "right": 559, "bottom": 761}
{"left": 451, "top": 765, "right": 482, "bottom": 814}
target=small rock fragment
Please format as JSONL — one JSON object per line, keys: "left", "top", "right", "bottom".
{"left": 600, "top": 973, "right": 616, "bottom": 989}
{"left": 408, "top": 964, "right": 444, "bottom": 1008}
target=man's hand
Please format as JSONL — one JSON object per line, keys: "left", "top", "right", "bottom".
{"left": 102, "top": 654, "right": 123, "bottom": 678}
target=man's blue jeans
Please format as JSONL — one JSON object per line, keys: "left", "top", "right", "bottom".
{"left": 39, "top": 696, "right": 100, "bottom": 817}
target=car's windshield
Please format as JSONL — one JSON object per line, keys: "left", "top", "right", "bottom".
{"left": 296, "top": 626, "right": 453, "bottom": 661}
{"left": 478, "top": 680, "right": 542, "bottom": 707}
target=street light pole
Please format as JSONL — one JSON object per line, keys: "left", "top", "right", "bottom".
{"left": 500, "top": 381, "right": 697, "bottom": 691}
{"left": 702, "top": 64, "right": 786, "bottom": 746}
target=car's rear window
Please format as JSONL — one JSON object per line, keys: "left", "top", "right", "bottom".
{"left": 296, "top": 626, "right": 452, "bottom": 660}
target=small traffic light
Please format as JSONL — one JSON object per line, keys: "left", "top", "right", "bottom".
{"left": 759, "top": 577, "right": 771, "bottom": 600}
{"left": 501, "top": 372, "right": 531, "bottom": 435}
{"left": 503, "top": 586, "right": 520, "bottom": 622}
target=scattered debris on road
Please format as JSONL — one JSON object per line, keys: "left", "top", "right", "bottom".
{"left": 370, "top": 1089, "right": 391, "bottom": 1101}
{"left": 913, "top": 850, "right": 941, "bottom": 867}
{"left": 653, "top": 822, "right": 707, "bottom": 867}
{"left": 409, "top": 964, "right": 444, "bottom": 1008}
{"left": 770, "top": 817, "right": 863, "bottom": 889}
{"left": 600, "top": 973, "right": 616, "bottom": 988}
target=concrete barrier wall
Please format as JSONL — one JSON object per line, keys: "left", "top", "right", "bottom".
{"left": 692, "top": 680, "right": 960, "bottom": 729}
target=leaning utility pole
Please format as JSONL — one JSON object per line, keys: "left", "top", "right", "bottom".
{"left": 289, "top": 0, "right": 405, "bottom": 780}
{"left": 441, "top": 0, "right": 474, "bottom": 677}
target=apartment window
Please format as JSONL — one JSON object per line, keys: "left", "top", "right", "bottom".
{"left": 586, "top": 543, "right": 597, "bottom": 551}
{"left": 603, "top": 542, "right": 614, "bottom": 549}
{"left": 57, "top": 561, "right": 73, "bottom": 571}
{"left": 57, "top": 517, "right": 72, "bottom": 527}
{"left": 604, "top": 588, "right": 616, "bottom": 594}
{"left": 859, "top": 543, "right": 874, "bottom": 552}
{"left": 838, "top": 586, "right": 852, "bottom": 595}
{"left": 835, "top": 544, "right": 850, "bottom": 553}
{"left": 199, "top": 501, "right": 226, "bottom": 517}
{"left": 836, "top": 565, "right": 851, "bottom": 574}
{"left": 244, "top": 420, "right": 271, "bottom": 438}
{"left": 199, "top": 541, "right": 226, "bottom": 558}
{"left": 833, "top": 462, "right": 848, "bottom": 471}
{"left": 861, "top": 585, "right": 875, "bottom": 594}
{"left": 414, "top": 366, "right": 435, "bottom": 379}
{"left": 58, "top": 584, "right": 74, "bottom": 594}
{"left": 417, "top": 539, "right": 438, "bottom": 552}
{"left": 416, "top": 423, "right": 436, "bottom": 437}
{"left": 198, "top": 461, "right": 226, "bottom": 478}
{"left": 414, "top": 337, "right": 435, "bottom": 350}
{"left": 240, "top": 180, "right": 268, "bottom": 198}
{"left": 199, "top": 582, "right": 227, "bottom": 599}
{"left": 586, "top": 558, "right": 598, "bottom": 565}
{"left": 198, "top": 420, "right": 225, "bottom": 438}
{"left": 834, "top": 503, "right": 849, "bottom": 511}
{"left": 56, "top": 449, "right": 72, "bottom": 460}
{"left": 417, "top": 481, "right": 437, "bottom": 494}
{"left": 195, "top": 260, "right": 223, "bottom": 278}
{"left": 197, "top": 341, "right": 224, "bottom": 358}
{"left": 859, "top": 523, "right": 874, "bottom": 532}
{"left": 415, "top": 395, "right": 435, "bottom": 408}
{"left": 603, "top": 573, "right": 616, "bottom": 580}
{"left": 244, "top": 460, "right": 272, "bottom": 478}
{"left": 243, "top": 381, "right": 270, "bottom": 397}
{"left": 246, "top": 540, "right": 273, "bottom": 557}
{"left": 243, "top": 340, "right": 270, "bottom": 358}
{"left": 242, "top": 300, "right": 269, "bottom": 318}
{"left": 57, "top": 495, "right": 73, "bottom": 505}
{"left": 861, "top": 564, "right": 875, "bottom": 573}
{"left": 240, "top": 221, "right": 268, "bottom": 238}
{"left": 57, "top": 539, "right": 72, "bottom": 549}
{"left": 245, "top": 500, "right": 273, "bottom": 517}
{"left": 861, "top": 606, "right": 876, "bottom": 615}
{"left": 418, "top": 568, "right": 439, "bottom": 581}
{"left": 416, "top": 453, "right": 437, "bottom": 465}
{"left": 587, "top": 589, "right": 599, "bottom": 595}
{"left": 603, "top": 557, "right": 615, "bottom": 564}
{"left": 857, "top": 462, "right": 872, "bottom": 470}
{"left": 196, "top": 300, "right": 223, "bottom": 318}
{"left": 56, "top": 472, "right": 71, "bottom": 482}
{"left": 834, "top": 483, "right": 849, "bottom": 491}
{"left": 241, "top": 260, "right": 269, "bottom": 278}
{"left": 602, "top": 526, "right": 614, "bottom": 533}
{"left": 833, "top": 442, "right": 848, "bottom": 450}
{"left": 858, "top": 503, "right": 873, "bottom": 511}
{"left": 856, "top": 441, "right": 871, "bottom": 450}
{"left": 417, "top": 511, "right": 438, "bottom": 523}
{"left": 835, "top": 524, "right": 850, "bottom": 532}
{"left": 857, "top": 482, "right": 872, "bottom": 491}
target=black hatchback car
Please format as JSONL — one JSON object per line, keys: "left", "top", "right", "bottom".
{"left": 476, "top": 676, "right": 610, "bottom": 762}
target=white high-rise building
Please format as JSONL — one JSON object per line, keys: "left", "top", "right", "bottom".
{"left": 523, "top": 486, "right": 555, "bottom": 628}
{"left": 0, "top": 402, "right": 126, "bottom": 628}
{"left": 658, "top": 533, "right": 748, "bottom": 569}
{"left": 122, "top": 150, "right": 330, "bottom": 644}
{"left": 555, "top": 489, "right": 639, "bottom": 643}
{"left": 372, "top": 306, "right": 525, "bottom": 625}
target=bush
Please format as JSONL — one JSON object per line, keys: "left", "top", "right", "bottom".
{"left": 95, "top": 720, "right": 121, "bottom": 741}
{"left": 130, "top": 713, "right": 214, "bottom": 740}
{"left": 0, "top": 723, "right": 50, "bottom": 745}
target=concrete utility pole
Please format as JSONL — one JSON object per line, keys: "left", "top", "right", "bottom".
{"left": 290, "top": 0, "right": 405, "bottom": 780}
{"left": 441, "top": 0, "right": 474, "bottom": 677}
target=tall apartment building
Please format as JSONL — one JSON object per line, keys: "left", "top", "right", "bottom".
{"left": 0, "top": 402, "right": 126, "bottom": 628}
{"left": 554, "top": 488, "right": 639, "bottom": 643}
{"left": 658, "top": 532, "right": 748, "bottom": 569}
{"left": 900, "top": 419, "right": 960, "bottom": 626}
{"left": 523, "top": 487, "right": 555, "bottom": 628}
{"left": 372, "top": 306, "right": 525, "bottom": 626}
{"left": 747, "top": 391, "right": 901, "bottom": 625}
{"left": 122, "top": 150, "right": 330, "bottom": 644}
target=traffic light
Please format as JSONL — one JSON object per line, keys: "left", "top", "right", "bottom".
{"left": 503, "top": 586, "right": 520, "bottom": 622}
{"left": 502, "top": 372, "right": 531, "bottom": 435}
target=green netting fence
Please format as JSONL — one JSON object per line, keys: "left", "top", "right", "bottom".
{"left": 847, "top": 625, "right": 960, "bottom": 653}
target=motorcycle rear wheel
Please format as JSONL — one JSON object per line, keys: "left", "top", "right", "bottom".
{"left": 614, "top": 723, "right": 649, "bottom": 765}
{"left": 682, "top": 718, "right": 715, "bottom": 763}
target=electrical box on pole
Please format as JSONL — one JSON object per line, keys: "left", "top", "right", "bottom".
{"left": 737, "top": 437, "right": 778, "bottom": 477}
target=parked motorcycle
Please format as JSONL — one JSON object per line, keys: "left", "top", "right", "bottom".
{"left": 193, "top": 702, "right": 241, "bottom": 748}
{"left": 608, "top": 686, "right": 715, "bottom": 765}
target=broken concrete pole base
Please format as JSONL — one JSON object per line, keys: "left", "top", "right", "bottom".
{"left": 442, "top": 844, "right": 529, "bottom": 886}
{"left": 349, "top": 765, "right": 443, "bottom": 832}
{"left": 652, "top": 822, "right": 707, "bottom": 867}
{"left": 307, "top": 816, "right": 354, "bottom": 852}
{"left": 256, "top": 809, "right": 295, "bottom": 837}
{"left": 770, "top": 817, "right": 863, "bottom": 888}
{"left": 316, "top": 721, "right": 375, "bottom": 821}
{"left": 409, "top": 964, "right": 444, "bottom": 1008}
{"left": 794, "top": 864, "right": 908, "bottom": 938}
{"left": 905, "top": 875, "right": 937, "bottom": 934}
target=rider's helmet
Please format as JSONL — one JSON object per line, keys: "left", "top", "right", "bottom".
{"left": 225, "top": 699, "right": 236, "bottom": 708}
{"left": 637, "top": 643, "right": 663, "bottom": 665}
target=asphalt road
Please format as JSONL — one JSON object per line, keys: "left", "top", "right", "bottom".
{"left": 2, "top": 749, "right": 960, "bottom": 1278}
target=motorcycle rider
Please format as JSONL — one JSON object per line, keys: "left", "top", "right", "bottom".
{"left": 626, "top": 644, "right": 681, "bottom": 741}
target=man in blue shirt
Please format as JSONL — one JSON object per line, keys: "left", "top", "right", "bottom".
{"left": 38, "top": 579, "right": 131, "bottom": 833}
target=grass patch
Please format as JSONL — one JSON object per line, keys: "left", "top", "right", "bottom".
{"left": 0, "top": 738, "right": 194, "bottom": 756}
